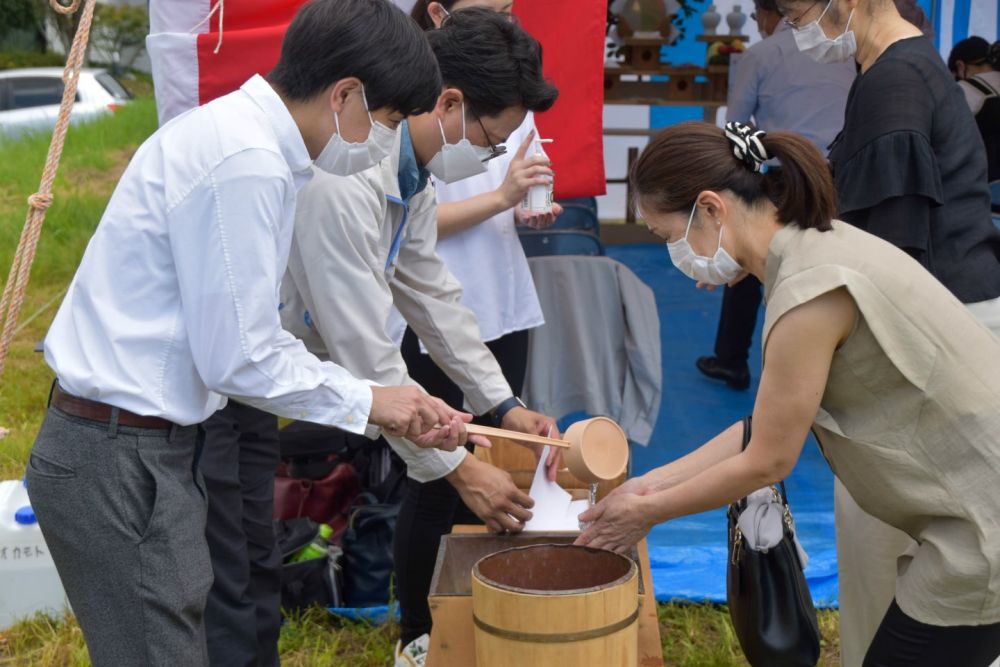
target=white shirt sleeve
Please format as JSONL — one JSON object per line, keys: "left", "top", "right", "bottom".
{"left": 166, "top": 148, "right": 373, "bottom": 433}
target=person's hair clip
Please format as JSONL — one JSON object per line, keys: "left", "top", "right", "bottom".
{"left": 724, "top": 121, "right": 769, "bottom": 173}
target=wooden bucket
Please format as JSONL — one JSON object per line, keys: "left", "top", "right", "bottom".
{"left": 471, "top": 544, "right": 639, "bottom": 667}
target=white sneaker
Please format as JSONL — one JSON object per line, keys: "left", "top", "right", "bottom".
{"left": 394, "top": 633, "right": 429, "bottom": 667}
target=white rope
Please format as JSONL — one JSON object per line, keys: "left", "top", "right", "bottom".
{"left": 188, "top": 0, "right": 225, "bottom": 54}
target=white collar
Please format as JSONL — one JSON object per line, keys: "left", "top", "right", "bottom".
{"left": 240, "top": 74, "right": 312, "bottom": 174}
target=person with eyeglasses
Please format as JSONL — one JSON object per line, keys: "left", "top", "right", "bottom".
{"left": 277, "top": 10, "right": 561, "bottom": 665}
{"left": 410, "top": 0, "right": 514, "bottom": 29}
{"left": 694, "top": 0, "right": 854, "bottom": 391}
{"left": 396, "top": 4, "right": 562, "bottom": 665}
{"left": 397, "top": 0, "right": 559, "bottom": 438}
{"left": 776, "top": 0, "right": 1000, "bottom": 664}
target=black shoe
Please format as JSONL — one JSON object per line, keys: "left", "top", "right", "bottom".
{"left": 695, "top": 356, "right": 750, "bottom": 390}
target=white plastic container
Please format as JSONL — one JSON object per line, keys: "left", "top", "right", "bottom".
{"left": 522, "top": 137, "right": 554, "bottom": 213}
{"left": 0, "top": 479, "right": 68, "bottom": 628}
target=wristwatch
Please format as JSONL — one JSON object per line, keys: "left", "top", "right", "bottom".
{"left": 490, "top": 396, "right": 526, "bottom": 427}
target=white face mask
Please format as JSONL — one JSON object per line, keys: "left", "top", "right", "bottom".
{"left": 666, "top": 203, "right": 744, "bottom": 285}
{"left": 791, "top": 0, "right": 857, "bottom": 64}
{"left": 314, "top": 85, "right": 397, "bottom": 176}
{"left": 425, "top": 102, "right": 490, "bottom": 183}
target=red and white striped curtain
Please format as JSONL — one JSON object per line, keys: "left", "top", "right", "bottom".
{"left": 146, "top": 0, "right": 606, "bottom": 198}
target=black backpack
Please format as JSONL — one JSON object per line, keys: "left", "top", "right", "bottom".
{"left": 341, "top": 490, "right": 401, "bottom": 607}
{"left": 965, "top": 75, "right": 1000, "bottom": 182}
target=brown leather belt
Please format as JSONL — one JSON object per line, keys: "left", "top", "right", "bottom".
{"left": 51, "top": 383, "right": 175, "bottom": 430}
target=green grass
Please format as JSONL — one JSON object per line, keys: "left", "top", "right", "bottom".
{"left": 658, "top": 603, "right": 840, "bottom": 666}
{"left": 0, "top": 93, "right": 841, "bottom": 666}
{"left": 0, "top": 94, "right": 159, "bottom": 480}
{"left": 0, "top": 604, "right": 839, "bottom": 666}
{"left": 0, "top": 607, "right": 399, "bottom": 666}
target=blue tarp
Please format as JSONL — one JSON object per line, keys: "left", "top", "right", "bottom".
{"left": 329, "top": 605, "right": 398, "bottom": 624}
{"left": 330, "top": 243, "right": 839, "bottom": 621}
{"left": 605, "top": 244, "right": 838, "bottom": 608}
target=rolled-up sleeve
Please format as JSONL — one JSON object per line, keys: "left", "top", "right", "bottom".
{"left": 166, "top": 148, "right": 373, "bottom": 433}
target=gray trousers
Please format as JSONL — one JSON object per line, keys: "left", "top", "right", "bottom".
{"left": 26, "top": 405, "right": 213, "bottom": 666}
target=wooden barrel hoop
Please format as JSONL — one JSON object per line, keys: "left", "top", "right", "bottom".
{"left": 473, "top": 605, "right": 640, "bottom": 644}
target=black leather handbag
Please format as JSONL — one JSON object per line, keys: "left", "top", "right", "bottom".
{"left": 727, "top": 417, "right": 821, "bottom": 667}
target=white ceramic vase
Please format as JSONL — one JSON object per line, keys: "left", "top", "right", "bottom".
{"left": 701, "top": 4, "right": 722, "bottom": 35}
{"left": 727, "top": 5, "right": 747, "bottom": 35}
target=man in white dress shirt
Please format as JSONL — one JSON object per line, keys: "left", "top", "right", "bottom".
{"left": 277, "top": 10, "right": 561, "bottom": 663}
{"left": 24, "top": 2, "right": 479, "bottom": 664}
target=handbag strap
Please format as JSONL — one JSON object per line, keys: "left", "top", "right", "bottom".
{"left": 734, "top": 417, "right": 752, "bottom": 512}
{"left": 740, "top": 415, "right": 752, "bottom": 451}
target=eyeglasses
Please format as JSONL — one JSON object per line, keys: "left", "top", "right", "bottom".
{"left": 475, "top": 116, "right": 507, "bottom": 162}
{"left": 783, "top": 0, "right": 822, "bottom": 28}
{"left": 442, "top": 9, "right": 518, "bottom": 26}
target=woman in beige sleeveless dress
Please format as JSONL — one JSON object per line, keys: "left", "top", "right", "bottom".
{"left": 575, "top": 120, "right": 1000, "bottom": 664}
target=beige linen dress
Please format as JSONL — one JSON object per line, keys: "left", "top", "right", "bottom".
{"left": 762, "top": 221, "right": 1000, "bottom": 626}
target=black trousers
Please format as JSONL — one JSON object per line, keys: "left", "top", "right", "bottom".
{"left": 713, "top": 274, "right": 763, "bottom": 368}
{"left": 394, "top": 327, "right": 529, "bottom": 646}
{"left": 864, "top": 599, "right": 1000, "bottom": 666}
{"left": 201, "top": 402, "right": 282, "bottom": 667}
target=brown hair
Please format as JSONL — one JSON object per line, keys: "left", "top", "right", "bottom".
{"left": 631, "top": 121, "right": 837, "bottom": 231}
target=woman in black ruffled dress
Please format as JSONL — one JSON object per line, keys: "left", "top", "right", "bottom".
{"left": 828, "top": 28, "right": 1000, "bottom": 307}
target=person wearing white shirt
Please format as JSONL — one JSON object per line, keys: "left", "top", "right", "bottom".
{"left": 278, "top": 10, "right": 560, "bottom": 666}
{"left": 693, "top": 0, "right": 855, "bottom": 391}
{"left": 24, "top": 2, "right": 478, "bottom": 664}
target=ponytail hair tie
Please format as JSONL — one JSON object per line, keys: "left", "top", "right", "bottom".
{"left": 724, "top": 121, "right": 769, "bottom": 173}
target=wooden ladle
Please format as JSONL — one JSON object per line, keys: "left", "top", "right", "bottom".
{"left": 465, "top": 417, "right": 629, "bottom": 484}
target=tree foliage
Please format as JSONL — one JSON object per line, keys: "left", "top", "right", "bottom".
{"left": 0, "top": 0, "right": 39, "bottom": 36}
{"left": 36, "top": 0, "right": 83, "bottom": 55}
{"left": 91, "top": 4, "right": 148, "bottom": 65}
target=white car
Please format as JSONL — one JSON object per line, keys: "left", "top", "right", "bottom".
{"left": 0, "top": 68, "right": 132, "bottom": 141}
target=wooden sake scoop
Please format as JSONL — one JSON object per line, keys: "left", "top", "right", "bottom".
{"left": 465, "top": 417, "right": 629, "bottom": 484}
{"left": 465, "top": 424, "right": 572, "bottom": 449}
